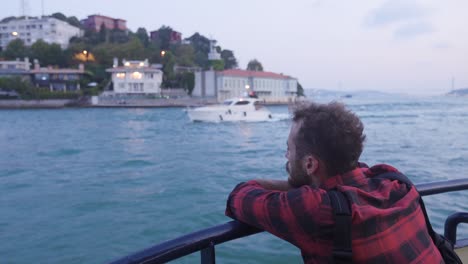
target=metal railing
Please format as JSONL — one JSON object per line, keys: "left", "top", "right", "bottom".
{"left": 109, "top": 178, "right": 468, "bottom": 264}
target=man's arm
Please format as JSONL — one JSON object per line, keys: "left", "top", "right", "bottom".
{"left": 225, "top": 180, "right": 325, "bottom": 248}
{"left": 253, "top": 179, "right": 292, "bottom": 191}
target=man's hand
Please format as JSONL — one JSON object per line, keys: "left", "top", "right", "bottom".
{"left": 253, "top": 179, "right": 293, "bottom": 191}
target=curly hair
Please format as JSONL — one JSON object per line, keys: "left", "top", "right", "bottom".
{"left": 292, "top": 101, "right": 366, "bottom": 176}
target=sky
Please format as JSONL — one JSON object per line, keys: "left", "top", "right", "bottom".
{"left": 1, "top": 0, "right": 467, "bottom": 95}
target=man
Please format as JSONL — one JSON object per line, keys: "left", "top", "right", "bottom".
{"left": 225, "top": 102, "right": 443, "bottom": 263}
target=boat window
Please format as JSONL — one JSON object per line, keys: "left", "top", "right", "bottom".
{"left": 234, "top": 101, "right": 250, "bottom": 105}
{"left": 254, "top": 101, "right": 263, "bottom": 110}
{"left": 223, "top": 100, "right": 233, "bottom": 105}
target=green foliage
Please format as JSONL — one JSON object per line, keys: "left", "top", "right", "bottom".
{"left": 174, "top": 44, "right": 195, "bottom": 66}
{"left": 247, "top": 59, "right": 263, "bottom": 71}
{"left": 0, "top": 15, "right": 240, "bottom": 92}
{"left": 3, "top": 39, "right": 28, "bottom": 59}
{"left": 99, "top": 24, "right": 109, "bottom": 43}
{"left": 221, "top": 49, "right": 238, "bottom": 69}
{"left": 135, "top": 28, "right": 149, "bottom": 48}
{"left": 161, "top": 51, "right": 177, "bottom": 87}
{"left": 297, "top": 82, "right": 305, "bottom": 97}
{"left": 30, "top": 40, "right": 66, "bottom": 67}
{"left": 51, "top": 12, "right": 67, "bottom": 21}
{"left": 211, "top": 60, "right": 225, "bottom": 71}
{"left": 0, "top": 77, "right": 33, "bottom": 93}
{"left": 66, "top": 16, "right": 82, "bottom": 28}
{"left": 0, "top": 77, "right": 81, "bottom": 100}
{"left": 0, "top": 16, "right": 16, "bottom": 23}
{"left": 178, "top": 72, "right": 195, "bottom": 95}
{"left": 153, "top": 26, "right": 173, "bottom": 50}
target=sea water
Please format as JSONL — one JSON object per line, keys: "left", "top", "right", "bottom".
{"left": 1, "top": 95, "right": 467, "bottom": 263}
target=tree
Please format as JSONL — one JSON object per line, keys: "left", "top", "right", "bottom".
{"left": 174, "top": 44, "right": 195, "bottom": 66}
{"left": 155, "top": 26, "right": 173, "bottom": 50}
{"left": 99, "top": 24, "right": 109, "bottom": 43}
{"left": 48, "top": 43, "right": 66, "bottom": 66}
{"left": 51, "top": 12, "right": 67, "bottom": 21}
{"left": 30, "top": 40, "right": 66, "bottom": 67}
{"left": 3, "top": 39, "right": 28, "bottom": 59}
{"left": 66, "top": 16, "right": 82, "bottom": 28}
{"left": 179, "top": 72, "right": 195, "bottom": 95}
{"left": 109, "top": 29, "right": 130, "bottom": 43}
{"left": 1, "top": 16, "right": 16, "bottom": 23}
{"left": 247, "top": 59, "right": 263, "bottom": 71}
{"left": 297, "top": 82, "right": 305, "bottom": 97}
{"left": 161, "top": 51, "right": 176, "bottom": 87}
{"left": 221, "top": 49, "right": 238, "bottom": 69}
{"left": 210, "top": 60, "right": 225, "bottom": 71}
{"left": 135, "top": 28, "right": 149, "bottom": 48}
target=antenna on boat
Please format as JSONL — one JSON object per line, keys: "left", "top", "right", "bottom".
{"left": 41, "top": 0, "right": 45, "bottom": 17}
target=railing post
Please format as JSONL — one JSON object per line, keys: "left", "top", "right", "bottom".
{"left": 444, "top": 212, "right": 468, "bottom": 244}
{"left": 201, "top": 241, "right": 215, "bottom": 264}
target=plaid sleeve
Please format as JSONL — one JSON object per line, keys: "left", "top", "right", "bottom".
{"left": 225, "top": 180, "right": 330, "bottom": 250}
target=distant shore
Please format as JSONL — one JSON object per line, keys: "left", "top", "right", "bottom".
{"left": 0, "top": 98, "right": 293, "bottom": 109}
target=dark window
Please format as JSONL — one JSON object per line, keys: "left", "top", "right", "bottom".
{"left": 234, "top": 101, "right": 250, "bottom": 105}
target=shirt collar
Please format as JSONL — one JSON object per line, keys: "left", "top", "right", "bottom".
{"left": 320, "top": 166, "right": 369, "bottom": 190}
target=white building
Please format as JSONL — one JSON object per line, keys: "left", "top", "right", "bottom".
{"left": 0, "top": 17, "right": 82, "bottom": 49}
{"left": 0, "top": 57, "right": 31, "bottom": 78}
{"left": 106, "top": 59, "right": 163, "bottom": 94}
{"left": 194, "top": 69, "right": 298, "bottom": 103}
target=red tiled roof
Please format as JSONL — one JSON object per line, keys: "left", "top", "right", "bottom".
{"left": 87, "top": 14, "right": 127, "bottom": 22}
{"left": 220, "top": 69, "right": 294, "bottom": 79}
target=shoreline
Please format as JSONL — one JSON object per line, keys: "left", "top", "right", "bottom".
{"left": 0, "top": 98, "right": 293, "bottom": 109}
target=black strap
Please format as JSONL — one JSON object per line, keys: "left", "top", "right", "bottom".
{"left": 328, "top": 190, "right": 353, "bottom": 263}
{"left": 329, "top": 171, "right": 460, "bottom": 263}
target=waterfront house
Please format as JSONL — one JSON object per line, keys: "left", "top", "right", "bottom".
{"left": 106, "top": 59, "right": 163, "bottom": 94}
{"left": 0, "top": 58, "right": 31, "bottom": 79}
{"left": 80, "top": 15, "right": 127, "bottom": 32}
{"left": 150, "top": 29, "right": 182, "bottom": 44}
{"left": 30, "top": 61, "right": 85, "bottom": 91}
{"left": 0, "top": 16, "right": 82, "bottom": 49}
{"left": 194, "top": 69, "right": 298, "bottom": 103}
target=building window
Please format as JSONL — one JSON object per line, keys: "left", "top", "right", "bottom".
{"left": 116, "top": 73, "right": 125, "bottom": 79}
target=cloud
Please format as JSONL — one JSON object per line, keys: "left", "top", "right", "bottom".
{"left": 365, "top": 0, "right": 427, "bottom": 27}
{"left": 394, "top": 22, "right": 434, "bottom": 39}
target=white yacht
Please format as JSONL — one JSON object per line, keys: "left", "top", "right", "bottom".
{"left": 187, "top": 97, "right": 273, "bottom": 122}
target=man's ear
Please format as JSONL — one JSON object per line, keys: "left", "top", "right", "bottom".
{"left": 304, "top": 155, "right": 319, "bottom": 176}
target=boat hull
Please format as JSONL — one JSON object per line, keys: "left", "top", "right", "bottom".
{"left": 187, "top": 108, "right": 272, "bottom": 122}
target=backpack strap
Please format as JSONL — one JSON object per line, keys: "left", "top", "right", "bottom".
{"left": 328, "top": 190, "right": 353, "bottom": 263}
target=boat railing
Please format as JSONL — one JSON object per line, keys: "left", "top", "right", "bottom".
{"left": 109, "top": 178, "right": 468, "bottom": 264}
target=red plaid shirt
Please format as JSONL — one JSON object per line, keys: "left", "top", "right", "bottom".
{"left": 226, "top": 164, "right": 444, "bottom": 263}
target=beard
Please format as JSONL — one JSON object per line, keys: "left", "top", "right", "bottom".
{"left": 286, "top": 161, "right": 309, "bottom": 188}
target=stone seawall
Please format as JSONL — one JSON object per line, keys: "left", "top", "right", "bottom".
{"left": 93, "top": 97, "right": 219, "bottom": 107}
{"left": 0, "top": 98, "right": 219, "bottom": 109}
{"left": 0, "top": 99, "right": 73, "bottom": 109}
{"left": 0, "top": 97, "right": 294, "bottom": 109}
